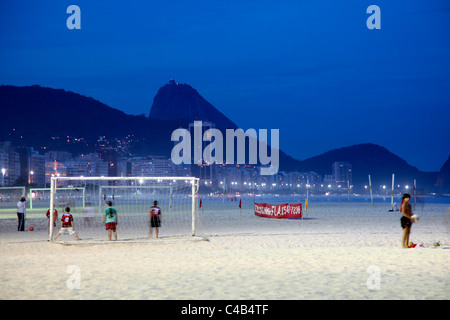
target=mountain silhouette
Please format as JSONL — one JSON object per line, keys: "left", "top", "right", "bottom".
{"left": 295, "top": 143, "right": 438, "bottom": 190}
{"left": 149, "top": 80, "right": 237, "bottom": 130}
{"left": 0, "top": 83, "right": 445, "bottom": 192}
{"left": 436, "top": 156, "right": 450, "bottom": 193}
{"left": 0, "top": 84, "right": 187, "bottom": 156}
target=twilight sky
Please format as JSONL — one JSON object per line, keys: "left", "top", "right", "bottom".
{"left": 1, "top": 0, "right": 449, "bottom": 172}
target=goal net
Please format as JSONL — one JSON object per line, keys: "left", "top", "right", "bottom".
{"left": 29, "top": 187, "right": 85, "bottom": 211}
{"left": 0, "top": 187, "right": 26, "bottom": 210}
{"left": 48, "top": 176, "right": 200, "bottom": 242}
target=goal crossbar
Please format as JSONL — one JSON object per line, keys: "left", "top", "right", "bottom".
{"left": 48, "top": 176, "right": 200, "bottom": 241}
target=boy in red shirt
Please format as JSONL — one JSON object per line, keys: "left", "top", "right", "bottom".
{"left": 54, "top": 207, "right": 80, "bottom": 240}
{"left": 46, "top": 208, "right": 58, "bottom": 235}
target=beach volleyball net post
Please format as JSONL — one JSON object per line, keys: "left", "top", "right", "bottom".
{"left": 48, "top": 176, "right": 200, "bottom": 241}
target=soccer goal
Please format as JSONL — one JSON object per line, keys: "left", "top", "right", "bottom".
{"left": 0, "top": 186, "right": 26, "bottom": 210}
{"left": 48, "top": 176, "right": 200, "bottom": 241}
{"left": 29, "top": 187, "right": 86, "bottom": 210}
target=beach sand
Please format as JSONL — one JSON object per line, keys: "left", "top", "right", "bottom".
{"left": 1, "top": 201, "right": 449, "bottom": 300}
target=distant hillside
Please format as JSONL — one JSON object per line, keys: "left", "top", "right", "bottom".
{"left": 0, "top": 84, "right": 184, "bottom": 156}
{"left": 295, "top": 143, "right": 438, "bottom": 190}
{"left": 436, "top": 156, "right": 450, "bottom": 193}
{"left": 0, "top": 83, "right": 306, "bottom": 171}
{"left": 149, "top": 80, "right": 237, "bottom": 130}
{"left": 0, "top": 83, "right": 445, "bottom": 192}
{"left": 0, "top": 84, "right": 142, "bottom": 137}
{"left": 148, "top": 80, "right": 345, "bottom": 173}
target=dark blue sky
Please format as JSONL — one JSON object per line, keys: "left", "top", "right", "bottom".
{"left": 1, "top": 0, "right": 449, "bottom": 172}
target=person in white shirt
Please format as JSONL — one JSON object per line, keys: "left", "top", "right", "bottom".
{"left": 17, "top": 197, "right": 26, "bottom": 231}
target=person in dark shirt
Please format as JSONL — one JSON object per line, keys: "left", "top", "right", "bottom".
{"left": 400, "top": 194, "right": 413, "bottom": 248}
{"left": 149, "top": 201, "right": 161, "bottom": 239}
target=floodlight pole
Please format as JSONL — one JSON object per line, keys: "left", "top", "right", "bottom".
{"left": 368, "top": 174, "right": 374, "bottom": 207}
{"left": 391, "top": 174, "right": 395, "bottom": 211}
{"left": 1, "top": 168, "right": 5, "bottom": 187}
{"left": 49, "top": 178, "right": 55, "bottom": 241}
{"left": 190, "top": 178, "right": 200, "bottom": 237}
{"left": 192, "top": 180, "right": 196, "bottom": 236}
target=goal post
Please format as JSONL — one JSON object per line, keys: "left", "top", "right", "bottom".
{"left": 48, "top": 176, "right": 200, "bottom": 241}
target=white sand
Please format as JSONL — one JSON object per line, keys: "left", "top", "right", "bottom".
{"left": 1, "top": 201, "right": 449, "bottom": 300}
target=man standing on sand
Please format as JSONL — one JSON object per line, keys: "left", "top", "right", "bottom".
{"left": 103, "top": 201, "right": 118, "bottom": 241}
{"left": 54, "top": 207, "right": 80, "bottom": 240}
{"left": 149, "top": 200, "right": 161, "bottom": 239}
{"left": 400, "top": 193, "right": 414, "bottom": 248}
{"left": 17, "top": 197, "right": 26, "bottom": 231}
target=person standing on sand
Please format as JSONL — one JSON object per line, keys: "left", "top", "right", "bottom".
{"left": 149, "top": 201, "right": 161, "bottom": 239}
{"left": 54, "top": 207, "right": 80, "bottom": 240}
{"left": 401, "top": 193, "right": 413, "bottom": 248}
{"left": 17, "top": 197, "right": 26, "bottom": 231}
{"left": 83, "top": 203, "right": 94, "bottom": 227}
{"left": 103, "top": 201, "right": 118, "bottom": 241}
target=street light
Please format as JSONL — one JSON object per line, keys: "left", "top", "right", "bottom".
{"left": 1, "top": 168, "right": 6, "bottom": 187}
{"left": 29, "top": 170, "right": 34, "bottom": 184}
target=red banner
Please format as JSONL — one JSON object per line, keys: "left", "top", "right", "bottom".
{"left": 254, "top": 203, "right": 302, "bottom": 219}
